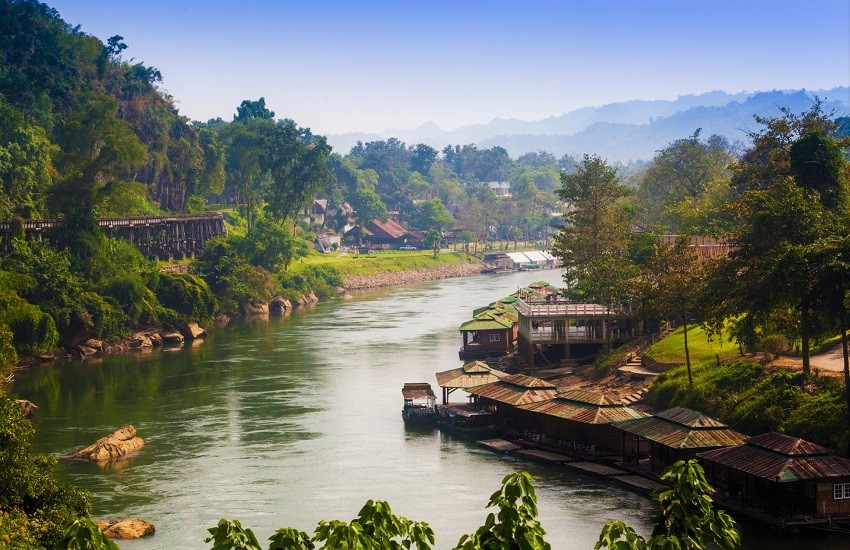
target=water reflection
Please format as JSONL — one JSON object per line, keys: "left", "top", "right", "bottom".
{"left": 11, "top": 271, "right": 842, "bottom": 549}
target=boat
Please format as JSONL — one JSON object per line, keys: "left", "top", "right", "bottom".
{"left": 436, "top": 403, "right": 497, "bottom": 439}
{"left": 401, "top": 383, "right": 437, "bottom": 426}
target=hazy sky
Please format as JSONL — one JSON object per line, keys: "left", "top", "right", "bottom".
{"left": 48, "top": 0, "right": 850, "bottom": 135}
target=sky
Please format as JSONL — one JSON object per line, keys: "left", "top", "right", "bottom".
{"left": 47, "top": 0, "right": 850, "bottom": 136}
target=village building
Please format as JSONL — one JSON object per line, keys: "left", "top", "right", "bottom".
{"left": 515, "top": 298, "right": 640, "bottom": 369}
{"left": 301, "top": 199, "right": 328, "bottom": 226}
{"left": 342, "top": 218, "right": 423, "bottom": 249}
{"left": 466, "top": 374, "right": 558, "bottom": 429}
{"left": 458, "top": 308, "right": 518, "bottom": 359}
{"left": 486, "top": 181, "right": 511, "bottom": 198}
{"left": 435, "top": 360, "right": 508, "bottom": 404}
{"left": 515, "top": 389, "right": 645, "bottom": 454}
{"left": 314, "top": 229, "right": 341, "bottom": 253}
{"left": 698, "top": 432, "right": 850, "bottom": 521}
{"left": 612, "top": 407, "right": 746, "bottom": 472}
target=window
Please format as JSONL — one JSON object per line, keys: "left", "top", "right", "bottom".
{"left": 489, "top": 333, "right": 501, "bottom": 342}
{"left": 805, "top": 482, "right": 815, "bottom": 498}
{"left": 834, "top": 483, "right": 850, "bottom": 500}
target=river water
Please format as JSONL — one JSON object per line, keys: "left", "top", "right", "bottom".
{"left": 10, "top": 270, "right": 847, "bottom": 549}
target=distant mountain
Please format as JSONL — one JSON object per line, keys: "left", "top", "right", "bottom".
{"left": 326, "top": 88, "right": 850, "bottom": 162}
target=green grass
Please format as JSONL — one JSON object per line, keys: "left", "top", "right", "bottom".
{"left": 293, "top": 250, "right": 478, "bottom": 277}
{"left": 644, "top": 324, "right": 739, "bottom": 366}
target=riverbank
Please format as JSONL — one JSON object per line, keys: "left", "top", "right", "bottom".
{"left": 342, "top": 260, "right": 482, "bottom": 290}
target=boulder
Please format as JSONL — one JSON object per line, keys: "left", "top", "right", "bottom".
{"left": 161, "top": 332, "right": 184, "bottom": 346}
{"left": 128, "top": 333, "right": 152, "bottom": 349}
{"left": 215, "top": 314, "right": 231, "bottom": 327}
{"left": 76, "top": 345, "right": 98, "bottom": 359}
{"left": 71, "top": 425, "right": 144, "bottom": 462}
{"left": 15, "top": 399, "right": 38, "bottom": 418}
{"left": 83, "top": 338, "right": 104, "bottom": 351}
{"left": 96, "top": 519, "right": 155, "bottom": 540}
{"left": 306, "top": 292, "right": 319, "bottom": 303}
{"left": 242, "top": 299, "right": 269, "bottom": 315}
{"left": 148, "top": 332, "right": 163, "bottom": 347}
{"left": 269, "top": 296, "right": 292, "bottom": 315}
{"left": 179, "top": 322, "right": 207, "bottom": 340}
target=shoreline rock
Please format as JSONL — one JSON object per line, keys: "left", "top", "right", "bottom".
{"left": 70, "top": 425, "right": 144, "bottom": 462}
{"left": 342, "top": 261, "right": 482, "bottom": 290}
{"left": 96, "top": 518, "right": 155, "bottom": 540}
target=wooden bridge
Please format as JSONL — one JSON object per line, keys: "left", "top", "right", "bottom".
{"left": 0, "top": 213, "right": 227, "bottom": 260}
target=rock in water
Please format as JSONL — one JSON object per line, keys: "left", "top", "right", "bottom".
{"left": 71, "top": 425, "right": 144, "bottom": 462}
{"left": 14, "top": 399, "right": 38, "bottom": 418}
{"left": 96, "top": 519, "right": 155, "bottom": 539}
{"left": 180, "top": 322, "right": 207, "bottom": 339}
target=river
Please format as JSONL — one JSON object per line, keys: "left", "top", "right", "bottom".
{"left": 10, "top": 270, "right": 846, "bottom": 549}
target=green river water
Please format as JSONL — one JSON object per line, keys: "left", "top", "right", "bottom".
{"left": 10, "top": 270, "right": 848, "bottom": 549}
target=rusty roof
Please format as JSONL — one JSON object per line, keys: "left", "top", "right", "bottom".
{"left": 654, "top": 407, "right": 731, "bottom": 429}
{"left": 746, "top": 432, "right": 833, "bottom": 456}
{"left": 467, "top": 374, "right": 557, "bottom": 406}
{"left": 555, "top": 388, "right": 622, "bottom": 406}
{"left": 518, "top": 397, "right": 645, "bottom": 424}
{"left": 613, "top": 408, "right": 746, "bottom": 449}
{"left": 367, "top": 218, "right": 409, "bottom": 239}
{"left": 698, "top": 436, "right": 850, "bottom": 482}
{"left": 435, "top": 361, "right": 508, "bottom": 389}
{"left": 402, "top": 383, "right": 435, "bottom": 400}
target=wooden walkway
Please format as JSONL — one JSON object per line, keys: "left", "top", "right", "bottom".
{"left": 515, "top": 449, "right": 573, "bottom": 464}
{"left": 478, "top": 438, "right": 522, "bottom": 453}
{"left": 567, "top": 462, "right": 626, "bottom": 477}
{"left": 614, "top": 475, "right": 663, "bottom": 495}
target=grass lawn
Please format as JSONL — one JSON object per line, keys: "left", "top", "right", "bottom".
{"left": 644, "top": 323, "right": 740, "bottom": 366}
{"left": 293, "top": 250, "right": 478, "bottom": 277}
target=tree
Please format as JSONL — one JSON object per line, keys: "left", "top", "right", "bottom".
{"left": 552, "top": 154, "right": 633, "bottom": 303}
{"left": 351, "top": 187, "right": 389, "bottom": 225}
{"left": 0, "top": 97, "right": 53, "bottom": 219}
{"left": 409, "top": 143, "right": 437, "bottom": 176}
{"left": 639, "top": 237, "right": 706, "bottom": 384}
{"left": 596, "top": 460, "right": 739, "bottom": 550}
{"left": 235, "top": 97, "right": 275, "bottom": 122}
{"left": 454, "top": 471, "right": 550, "bottom": 550}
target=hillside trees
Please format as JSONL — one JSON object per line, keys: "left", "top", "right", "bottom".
{"left": 708, "top": 103, "right": 849, "bottom": 373}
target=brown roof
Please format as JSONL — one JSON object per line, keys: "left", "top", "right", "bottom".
{"left": 518, "top": 391, "right": 644, "bottom": 424}
{"left": 367, "top": 218, "right": 409, "bottom": 239}
{"left": 467, "top": 374, "right": 557, "bottom": 406}
{"left": 402, "top": 383, "right": 435, "bottom": 400}
{"left": 435, "top": 361, "right": 508, "bottom": 389}
{"left": 698, "top": 432, "right": 850, "bottom": 482}
{"left": 613, "top": 407, "right": 746, "bottom": 449}
{"left": 519, "top": 399, "right": 644, "bottom": 424}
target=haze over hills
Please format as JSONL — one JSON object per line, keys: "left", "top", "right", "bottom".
{"left": 326, "top": 87, "right": 850, "bottom": 162}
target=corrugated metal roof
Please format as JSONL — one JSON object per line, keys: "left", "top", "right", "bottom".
{"left": 467, "top": 375, "right": 557, "bottom": 406}
{"left": 506, "top": 252, "right": 532, "bottom": 263}
{"left": 524, "top": 251, "right": 547, "bottom": 262}
{"left": 555, "top": 388, "right": 621, "bottom": 406}
{"left": 746, "top": 432, "right": 833, "bottom": 456}
{"left": 402, "top": 383, "right": 435, "bottom": 400}
{"left": 698, "top": 439, "right": 850, "bottom": 482}
{"left": 613, "top": 410, "right": 746, "bottom": 449}
{"left": 655, "top": 407, "right": 731, "bottom": 429}
{"left": 435, "top": 361, "right": 508, "bottom": 389}
{"left": 519, "top": 397, "right": 645, "bottom": 424}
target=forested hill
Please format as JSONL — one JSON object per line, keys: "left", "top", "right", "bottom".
{"left": 328, "top": 87, "right": 850, "bottom": 161}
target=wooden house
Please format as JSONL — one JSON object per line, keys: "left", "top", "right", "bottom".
{"left": 466, "top": 374, "right": 557, "bottom": 426}
{"left": 343, "top": 218, "right": 422, "bottom": 248}
{"left": 458, "top": 308, "right": 518, "bottom": 359}
{"left": 435, "top": 360, "right": 508, "bottom": 404}
{"left": 612, "top": 407, "right": 746, "bottom": 472}
{"left": 698, "top": 432, "right": 850, "bottom": 520}
{"left": 516, "top": 389, "right": 645, "bottom": 454}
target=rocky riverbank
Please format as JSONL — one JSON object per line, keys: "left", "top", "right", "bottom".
{"left": 342, "top": 260, "right": 483, "bottom": 290}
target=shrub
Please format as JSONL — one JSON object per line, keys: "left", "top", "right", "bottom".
{"left": 0, "top": 324, "right": 17, "bottom": 379}
{"left": 0, "top": 399, "right": 91, "bottom": 548}
{"left": 151, "top": 271, "right": 217, "bottom": 322}
{"left": 0, "top": 297, "right": 58, "bottom": 354}
{"left": 761, "top": 333, "right": 790, "bottom": 359}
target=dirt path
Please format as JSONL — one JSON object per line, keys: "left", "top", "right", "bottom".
{"left": 771, "top": 344, "right": 848, "bottom": 373}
